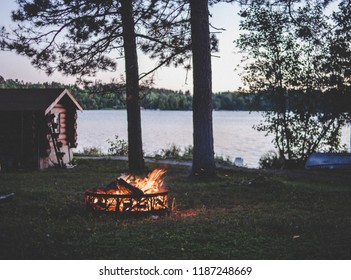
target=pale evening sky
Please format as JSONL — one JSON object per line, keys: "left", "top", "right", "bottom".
{"left": 0, "top": 1, "right": 243, "bottom": 92}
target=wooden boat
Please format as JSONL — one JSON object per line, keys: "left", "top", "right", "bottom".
{"left": 305, "top": 153, "right": 351, "bottom": 169}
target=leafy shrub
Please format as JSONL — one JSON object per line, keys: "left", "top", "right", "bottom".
{"left": 182, "top": 145, "right": 193, "bottom": 160}
{"left": 80, "top": 147, "right": 102, "bottom": 156}
{"left": 215, "top": 155, "right": 234, "bottom": 166}
{"left": 160, "top": 144, "right": 182, "bottom": 159}
{"left": 107, "top": 135, "right": 128, "bottom": 156}
{"left": 259, "top": 150, "right": 284, "bottom": 169}
{"left": 153, "top": 144, "right": 193, "bottom": 160}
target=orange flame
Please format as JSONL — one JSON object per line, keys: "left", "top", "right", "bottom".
{"left": 123, "top": 168, "right": 167, "bottom": 194}
{"left": 92, "top": 168, "right": 167, "bottom": 195}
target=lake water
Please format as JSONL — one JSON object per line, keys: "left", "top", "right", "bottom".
{"left": 76, "top": 110, "right": 350, "bottom": 168}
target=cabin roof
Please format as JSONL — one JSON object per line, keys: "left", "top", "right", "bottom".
{"left": 0, "top": 88, "right": 83, "bottom": 115}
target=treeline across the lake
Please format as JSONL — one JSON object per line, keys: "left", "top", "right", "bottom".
{"left": 0, "top": 77, "right": 257, "bottom": 110}
{"left": 1, "top": 77, "right": 350, "bottom": 113}
{"left": 141, "top": 88, "right": 259, "bottom": 111}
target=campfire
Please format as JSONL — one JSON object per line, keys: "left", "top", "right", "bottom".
{"left": 85, "top": 169, "right": 170, "bottom": 215}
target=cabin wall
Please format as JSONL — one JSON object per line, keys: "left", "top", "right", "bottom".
{"left": 0, "top": 111, "right": 22, "bottom": 168}
{"left": 0, "top": 111, "right": 47, "bottom": 169}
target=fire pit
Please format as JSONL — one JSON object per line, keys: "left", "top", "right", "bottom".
{"left": 85, "top": 169, "right": 170, "bottom": 216}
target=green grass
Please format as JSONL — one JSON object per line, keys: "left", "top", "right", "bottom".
{"left": 0, "top": 159, "right": 350, "bottom": 259}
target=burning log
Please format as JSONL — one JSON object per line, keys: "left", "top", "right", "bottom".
{"left": 105, "top": 180, "right": 118, "bottom": 191}
{"left": 117, "top": 178, "right": 144, "bottom": 198}
{"left": 0, "top": 192, "right": 15, "bottom": 203}
{"left": 85, "top": 169, "right": 170, "bottom": 216}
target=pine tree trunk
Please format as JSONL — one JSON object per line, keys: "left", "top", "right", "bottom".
{"left": 120, "top": 0, "right": 145, "bottom": 171}
{"left": 189, "top": 0, "right": 216, "bottom": 177}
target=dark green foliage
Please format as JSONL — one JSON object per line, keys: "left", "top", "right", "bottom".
{"left": 0, "top": 77, "right": 260, "bottom": 110}
{"left": 2, "top": 77, "right": 350, "bottom": 112}
{"left": 153, "top": 143, "right": 193, "bottom": 160}
{"left": 80, "top": 147, "right": 102, "bottom": 156}
{"left": 159, "top": 144, "right": 182, "bottom": 159}
{"left": 1, "top": 78, "right": 350, "bottom": 112}
{"left": 151, "top": 144, "right": 193, "bottom": 160}
{"left": 0, "top": 78, "right": 121, "bottom": 110}
{"left": 236, "top": 1, "right": 351, "bottom": 167}
{"left": 259, "top": 150, "right": 284, "bottom": 169}
{"left": 141, "top": 88, "right": 193, "bottom": 110}
{"left": 1, "top": 159, "right": 351, "bottom": 259}
{"left": 107, "top": 135, "right": 128, "bottom": 156}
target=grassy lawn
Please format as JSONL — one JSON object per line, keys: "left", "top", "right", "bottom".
{"left": 0, "top": 159, "right": 350, "bottom": 260}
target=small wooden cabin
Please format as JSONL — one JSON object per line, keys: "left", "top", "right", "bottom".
{"left": 0, "top": 88, "right": 83, "bottom": 169}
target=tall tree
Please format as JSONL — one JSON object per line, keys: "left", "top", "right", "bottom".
{"left": 139, "top": 0, "right": 217, "bottom": 176}
{"left": 326, "top": 0, "right": 351, "bottom": 93}
{"left": 120, "top": 0, "right": 144, "bottom": 170}
{"left": 189, "top": 0, "right": 216, "bottom": 177}
{"left": 236, "top": 1, "right": 351, "bottom": 167}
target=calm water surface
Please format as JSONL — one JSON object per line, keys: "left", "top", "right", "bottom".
{"left": 76, "top": 110, "right": 350, "bottom": 168}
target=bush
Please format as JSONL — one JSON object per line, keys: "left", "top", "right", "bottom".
{"left": 259, "top": 150, "right": 284, "bottom": 169}
{"left": 215, "top": 155, "right": 234, "bottom": 166}
{"left": 80, "top": 147, "right": 102, "bottom": 156}
{"left": 153, "top": 144, "right": 193, "bottom": 160}
{"left": 160, "top": 144, "right": 182, "bottom": 159}
{"left": 182, "top": 145, "right": 193, "bottom": 160}
{"left": 107, "top": 135, "right": 128, "bottom": 156}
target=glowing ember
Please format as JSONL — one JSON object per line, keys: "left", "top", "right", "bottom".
{"left": 85, "top": 169, "right": 169, "bottom": 215}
